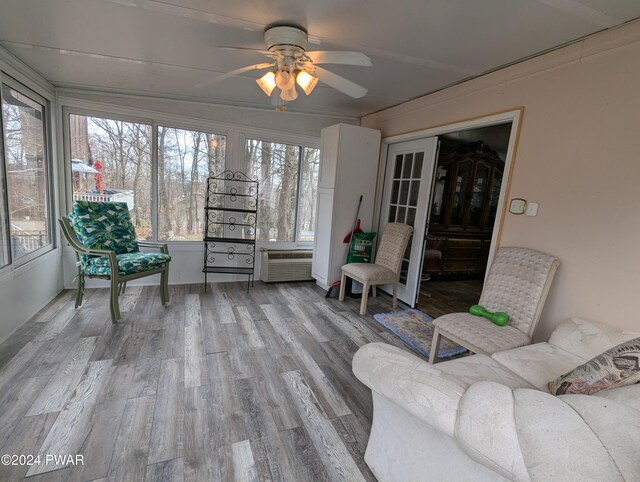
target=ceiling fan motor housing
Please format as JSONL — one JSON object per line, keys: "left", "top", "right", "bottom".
{"left": 265, "top": 26, "right": 308, "bottom": 53}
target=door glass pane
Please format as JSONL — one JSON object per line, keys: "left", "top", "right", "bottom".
{"left": 397, "top": 206, "right": 406, "bottom": 223}
{"left": 157, "top": 126, "right": 226, "bottom": 240}
{"left": 406, "top": 207, "right": 416, "bottom": 227}
{"left": 2, "top": 84, "right": 50, "bottom": 260}
{"left": 450, "top": 160, "right": 471, "bottom": 225}
{"left": 69, "top": 114, "right": 152, "bottom": 239}
{"left": 412, "top": 152, "right": 424, "bottom": 178}
{"left": 402, "top": 153, "right": 413, "bottom": 178}
{"left": 245, "top": 139, "right": 300, "bottom": 242}
{"left": 399, "top": 180, "right": 410, "bottom": 205}
{"left": 399, "top": 259, "right": 409, "bottom": 284}
{"left": 469, "top": 164, "right": 489, "bottom": 227}
{"left": 392, "top": 180, "right": 400, "bottom": 203}
{"left": 408, "top": 180, "right": 420, "bottom": 206}
{"left": 388, "top": 205, "right": 396, "bottom": 222}
{"left": 297, "top": 147, "right": 320, "bottom": 242}
{"left": 393, "top": 154, "right": 403, "bottom": 178}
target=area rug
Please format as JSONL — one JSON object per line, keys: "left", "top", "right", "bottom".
{"left": 373, "top": 308, "right": 467, "bottom": 359}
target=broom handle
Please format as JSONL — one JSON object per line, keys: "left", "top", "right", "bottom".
{"left": 345, "top": 195, "right": 363, "bottom": 263}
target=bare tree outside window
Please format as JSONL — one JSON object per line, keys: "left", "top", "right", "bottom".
{"left": 297, "top": 147, "right": 320, "bottom": 241}
{"left": 69, "top": 114, "right": 152, "bottom": 239}
{"left": 245, "top": 139, "right": 301, "bottom": 242}
{"left": 1, "top": 84, "right": 49, "bottom": 262}
{"left": 245, "top": 140, "right": 319, "bottom": 243}
{"left": 158, "top": 126, "right": 226, "bottom": 240}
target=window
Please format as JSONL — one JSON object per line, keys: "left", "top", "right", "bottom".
{"left": 1, "top": 82, "right": 51, "bottom": 265}
{"left": 66, "top": 109, "right": 318, "bottom": 245}
{"left": 245, "top": 139, "right": 301, "bottom": 242}
{"left": 297, "top": 147, "right": 320, "bottom": 241}
{"left": 157, "top": 126, "right": 226, "bottom": 240}
{"left": 69, "top": 114, "right": 152, "bottom": 239}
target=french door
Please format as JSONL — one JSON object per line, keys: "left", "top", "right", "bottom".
{"left": 378, "top": 137, "right": 439, "bottom": 306}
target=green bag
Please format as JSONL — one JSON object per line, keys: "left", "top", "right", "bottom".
{"left": 347, "top": 232, "right": 376, "bottom": 264}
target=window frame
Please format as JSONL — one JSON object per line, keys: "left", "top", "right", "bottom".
{"left": 239, "top": 133, "right": 319, "bottom": 247}
{"left": 62, "top": 101, "right": 320, "bottom": 248}
{"left": 0, "top": 74, "right": 55, "bottom": 270}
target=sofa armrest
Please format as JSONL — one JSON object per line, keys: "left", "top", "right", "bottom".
{"left": 352, "top": 342, "right": 468, "bottom": 435}
{"left": 455, "top": 382, "right": 530, "bottom": 481}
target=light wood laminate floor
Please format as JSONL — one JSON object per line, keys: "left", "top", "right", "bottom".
{"left": 0, "top": 281, "right": 411, "bottom": 481}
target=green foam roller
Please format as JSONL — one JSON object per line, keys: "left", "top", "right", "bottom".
{"left": 469, "top": 304, "right": 509, "bottom": 327}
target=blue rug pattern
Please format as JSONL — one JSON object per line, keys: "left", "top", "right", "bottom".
{"left": 373, "top": 308, "right": 467, "bottom": 359}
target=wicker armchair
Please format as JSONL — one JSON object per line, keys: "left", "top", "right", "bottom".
{"left": 59, "top": 201, "right": 171, "bottom": 323}
{"left": 429, "top": 246, "right": 559, "bottom": 363}
{"left": 339, "top": 223, "right": 413, "bottom": 315}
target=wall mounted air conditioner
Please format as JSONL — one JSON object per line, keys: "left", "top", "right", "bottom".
{"left": 260, "top": 249, "right": 314, "bottom": 282}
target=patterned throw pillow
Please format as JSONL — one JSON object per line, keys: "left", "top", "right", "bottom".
{"left": 549, "top": 337, "right": 640, "bottom": 395}
{"left": 69, "top": 201, "right": 139, "bottom": 254}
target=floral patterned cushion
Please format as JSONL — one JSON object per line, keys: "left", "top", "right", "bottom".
{"left": 84, "top": 252, "right": 171, "bottom": 277}
{"left": 69, "top": 201, "right": 139, "bottom": 254}
{"left": 549, "top": 337, "right": 640, "bottom": 395}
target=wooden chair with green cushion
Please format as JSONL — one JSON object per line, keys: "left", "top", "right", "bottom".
{"left": 59, "top": 200, "right": 171, "bottom": 322}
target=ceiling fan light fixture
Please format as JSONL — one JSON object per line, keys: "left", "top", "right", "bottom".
{"left": 256, "top": 71, "right": 276, "bottom": 96}
{"left": 274, "top": 68, "right": 295, "bottom": 91}
{"left": 280, "top": 86, "right": 298, "bottom": 101}
{"left": 296, "top": 71, "right": 318, "bottom": 95}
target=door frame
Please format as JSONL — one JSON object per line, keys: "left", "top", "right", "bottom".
{"left": 372, "top": 108, "right": 523, "bottom": 290}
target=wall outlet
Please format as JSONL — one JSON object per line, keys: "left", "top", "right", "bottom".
{"left": 525, "top": 202, "right": 539, "bottom": 216}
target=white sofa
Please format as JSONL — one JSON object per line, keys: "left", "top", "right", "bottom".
{"left": 353, "top": 318, "right": 640, "bottom": 481}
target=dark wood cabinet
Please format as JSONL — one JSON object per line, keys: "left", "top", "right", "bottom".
{"left": 425, "top": 141, "right": 504, "bottom": 275}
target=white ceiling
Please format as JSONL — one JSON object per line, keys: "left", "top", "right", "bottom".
{"left": 1, "top": 0, "right": 639, "bottom": 117}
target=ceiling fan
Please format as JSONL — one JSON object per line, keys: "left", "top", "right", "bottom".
{"left": 199, "top": 24, "right": 372, "bottom": 105}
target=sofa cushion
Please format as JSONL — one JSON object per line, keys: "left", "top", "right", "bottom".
{"left": 491, "top": 342, "right": 586, "bottom": 391}
{"left": 514, "top": 389, "right": 627, "bottom": 482}
{"left": 342, "top": 263, "right": 395, "bottom": 282}
{"left": 438, "top": 354, "right": 535, "bottom": 390}
{"left": 548, "top": 337, "right": 640, "bottom": 395}
{"left": 434, "top": 312, "right": 530, "bottom": 354}
{"left": 558, "top": 394, "right": 640, "bottom": 481}
{"left": 84, "top": 252, "right": 171, "bottom": 277}
{"left": 593, "top": 383, "right": 640, "bottom": 411}
{"left": 549, "top": 317, "right": 640, "bottom": 360}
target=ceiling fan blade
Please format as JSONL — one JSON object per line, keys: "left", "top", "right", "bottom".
{"left": 306, "top": 51, "right": 372, "bottom": 66}
{"left": 195, "top": 62, "right": 274, "bottom": 88}
{"left": 313, "top": 66, "right": 367, "bottom": 98}
{"left": 218, "top": 47, "right": 275, "bottom": 56}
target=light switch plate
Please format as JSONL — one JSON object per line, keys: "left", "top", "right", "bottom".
{"left": 525, "top": 202, "right": 539, "bottom": 216}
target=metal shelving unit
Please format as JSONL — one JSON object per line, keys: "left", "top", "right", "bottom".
{"left": 203, "top": 170, "right": 258, "bottom": 291}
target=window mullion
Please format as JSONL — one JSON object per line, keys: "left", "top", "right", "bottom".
{"left": 294, "top": 145, "right": 303, "bottom": 243}
{"left": 151, "top": 121, "right": 158, "bottom": 242}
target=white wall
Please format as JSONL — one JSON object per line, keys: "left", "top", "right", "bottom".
{"left": 0, "top": 47, "right": 63, "bottom": 344}
{"left": 362, "top": 20, "right": 640, "bottom": 340}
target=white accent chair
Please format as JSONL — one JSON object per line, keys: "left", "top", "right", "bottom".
{"left": 339, "top": 223, "right": 413, "bottom": 315}
{"left": 429, "top": 246, "right": 559, "bottom": 364}
{"left": 353, "top": 317, "right": 640, "bottom": 482}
